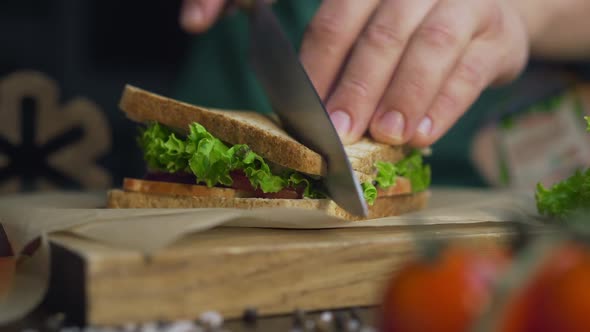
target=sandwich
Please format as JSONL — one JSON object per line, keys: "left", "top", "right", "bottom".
{"left": 107, "top": 85, "right": 431, "bottom": 221}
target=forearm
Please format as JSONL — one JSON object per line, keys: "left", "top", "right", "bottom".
{"left": 514, "top": 0, "right": 590, "bottom": 60}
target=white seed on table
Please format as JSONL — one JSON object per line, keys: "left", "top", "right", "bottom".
{"left": 198, "top": 311, "right": 223, "bottom": 328}
{"left": 163, "top": 320, "right": 199, "bottom": 332}
{"left": 121, "top": 322, "right": 138, "bottom": 332}
{"left": 140, "top": 322, "right": 160, "bottom": 332}
{"left": 320, "top": 311, "right": 333, "bottom": 323}
{"left": 347, "top": 319, "right": 361, "bottom": 331}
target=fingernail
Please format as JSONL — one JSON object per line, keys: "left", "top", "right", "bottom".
{"left": 181, "top": 2, "right": 203, "bottom": 28}
{"left": 417, "top": 116, "right": 433, "bottom": 136}
{"left": 377, "top": 111, "right": 405, "bottom": 142}
{"left": 330, "top": 110, "right": 351, "bottom": 138}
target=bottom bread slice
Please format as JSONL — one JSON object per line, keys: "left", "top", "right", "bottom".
{"left": 107, "top": 189, "right": 430, "bottom": 221}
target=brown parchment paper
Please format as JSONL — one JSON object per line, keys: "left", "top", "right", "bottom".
{"left": 0, "top": 188, "right": 541, "bottom": 324}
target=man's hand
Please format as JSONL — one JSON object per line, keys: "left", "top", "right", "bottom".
{"left": 180, "top": 0, "right": 532, "bottom": 147}
{"left": 300, "top": 0, "right": 529, "bottom": 147}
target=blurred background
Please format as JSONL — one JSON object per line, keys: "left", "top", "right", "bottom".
{"left": 0, "top": 0, "right": 189, "bottom": 193}
{"left": 1, "top": 0, "right": 589, "bottom": 195}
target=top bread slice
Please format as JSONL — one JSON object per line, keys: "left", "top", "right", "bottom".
{"left": 120, "top": 85, "right": 409, "bottom": 177}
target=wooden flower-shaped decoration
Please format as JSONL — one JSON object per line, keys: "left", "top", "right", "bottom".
{"left": 0, "top": 71, "right": 111, "bottom": 193}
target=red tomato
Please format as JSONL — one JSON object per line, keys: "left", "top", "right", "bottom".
{"left": 230, "top": 170, "right": 303, "bottom": 199}
{"left": 497, "top": 243, "right": 590, "bottom": 332}
{"left": 542, "top": 254, "right": 590, "bottom": 332}
{"left": 380, "top": 245, "right": 509, "bottom": 332}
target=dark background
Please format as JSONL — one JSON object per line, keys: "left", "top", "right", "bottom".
{"left": 0, "top": 0, "right": 191, "bottom": 190}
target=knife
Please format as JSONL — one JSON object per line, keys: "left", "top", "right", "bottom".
{"left": 242, "top": 0, "right": 368, "bottom": 217}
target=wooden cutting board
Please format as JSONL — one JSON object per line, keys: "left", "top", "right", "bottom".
{"left": 47, "top": 221, "right": 519, "bottom": 326}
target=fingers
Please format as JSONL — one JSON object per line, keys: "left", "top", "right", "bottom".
{"left": 299, "top": 0, "right": 380, "bottom": 99}
{"left": 325, "top": 0, "right": 437, "bottom": 144}
{"left": 409, "top": 4, "right": 529, "bottom": 147}
{"left": 409, "top": 40, "right": 495, "bottom": 147}
{"left": 370, "top": 0, "right": 491, "bottom": 145}
{"left": 180, "top": 0, "right": 226, "bottom": 33}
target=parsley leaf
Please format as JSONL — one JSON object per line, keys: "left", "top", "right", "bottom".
{"left": 535, "top": 116, "right": 590, "bottom": 218}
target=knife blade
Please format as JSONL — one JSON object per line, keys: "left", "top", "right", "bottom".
{"left": 244, "top": 0, "right": 368, "bottom": 217}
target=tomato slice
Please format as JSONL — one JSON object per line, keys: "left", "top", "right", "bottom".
{"left": 229, "top": 171, "right": 303, "bottom": 199}
{"left": 142, "top": 171, "right": 304, "bottom": 199}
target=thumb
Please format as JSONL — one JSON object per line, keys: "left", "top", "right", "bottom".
{"left": 180, "top": 0, "right": 226, "bottom": 33}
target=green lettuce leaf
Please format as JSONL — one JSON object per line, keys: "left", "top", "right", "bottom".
{"left": 360, "top": 150, "right": 431, "bottom": 204}
{"left": 396, "top": 150, "right": 431, "bottom": 192}
{"left": 138, "top": 123, "right": 189, "bottom": 173}
{"left": 187, "top": 128, "right": 234, "bottom": 187}
{"left": 536, "top": 169, "right": 590, "bottom": 218}
{"left": 288, "top": 173, "right": 326, "bottom": 199}
{"left": 233, "top": 145, "right": 287, "bottom": 193}
{"left": 138, "top": 122, "right": 325, "bottom": 197}
{"left": 138, "top": 122, "right": 431, "bottom": 203}
{"left": 535, "top": 116, "right": 590, "bottom": 219}
{"left": 370, "top": 150, "right": 431, "bottom": 192}
{"left": 374, "top": 161, "right": 398, "bottom": 188}
{"left": 362, "top": 182, "right": 377, "bottom": 205}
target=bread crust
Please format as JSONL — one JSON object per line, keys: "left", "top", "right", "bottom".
{"left": 122, "top": 178, "right": 255, "bottom": 198}
{"left": 107, "top": 189, "right": 430, "bottom": 221}
{"left": 345, "top": 138, "right": 410, "bottom": 175}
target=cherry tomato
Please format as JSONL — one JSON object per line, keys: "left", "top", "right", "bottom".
{"left": 380, "top": 244, "right": 509, "bottom": 332}
{"left": 498, "top": 243, "right": 589, "bottom": 332}
{"left": 542, "top": 252, "right": 590, "bottom": 332}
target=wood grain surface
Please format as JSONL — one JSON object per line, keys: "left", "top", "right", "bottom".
{"left": 49, "top": 222, "right": 517, "bottom": 326}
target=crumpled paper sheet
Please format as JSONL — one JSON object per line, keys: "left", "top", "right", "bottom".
{"left": 0, "top": 188, "right": 541, "bottom": 324}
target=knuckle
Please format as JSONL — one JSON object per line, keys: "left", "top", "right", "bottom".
{"left": 398, "top": 73, "right": 428, "bottom": 105}
{"left": 362, "top": 22, "right": 405, "bottom": 52}
{"left": 455, "top": 57, "right": 487, "bottom": 87}
{"left": 435, "top": 89, "right": 461, "bottom": 115}
{"left": 417, "top": 22, "right": 459, "bottom": 50}
{"left": 485, "top": 4, "right": 505, "bottom": 35}
{"left": 340, "top": 77, "right": 371, "bottom": 98}
{"left": 303, "top": 15, "right": 346, "bottom": 57}
{"left": 306, "top": 15, "right": 343, "bottom": 42}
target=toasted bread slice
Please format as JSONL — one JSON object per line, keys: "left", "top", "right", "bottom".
{"left": 120, "top": 85, "right": 408, "bottom": 176}
{"left": 122, "top": 178, "right": 256, "bottom": 198}
{"left": 107, "top": 189, "right": 429, "bottom": 221}
{"left": 345, "top": 139, "right": 410, "bottom": 175}
{"left": 120, "top": 85, "right": 325, "bottom": 176}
